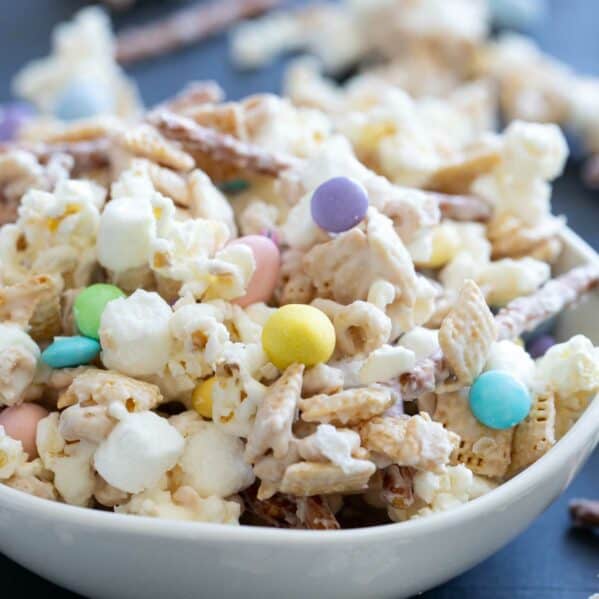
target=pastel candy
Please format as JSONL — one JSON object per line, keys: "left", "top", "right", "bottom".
{"left": 0, "top": 403, "right": 48, "bottom": 458}
{"left": 229, "top": 235, "right": 280, "bottom": 307}
{"left": 0, "top": 102, "right": 34, "bottom": 141}
{"left": 41, "top": 336, "right": 101, "bottom": 369}
{"left": 469, "top": 370, "right": 532, "bottom": 430}
{"left": 311, "top": 176, "right": 369, "bottom": 233}
{"left": 526, "top": 334, "right": 556, "bottom": 359}
{"left": 74, "top": 284, "right": 126, "bottom": 340}
{"left": 262, "top": 304, "right": 335, "bottom": 370}
{"left": 488, "top": 0, "right": 545, "bottom": 29}
{"left": 54, "top": 79, "right": 115, "bottom": 121}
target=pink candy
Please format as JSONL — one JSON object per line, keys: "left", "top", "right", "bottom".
{"left": 0, "top": 403, "right": 48, "bottom": 458}
{"left": 229, "top": 235, "right": 280, "bottom": 307}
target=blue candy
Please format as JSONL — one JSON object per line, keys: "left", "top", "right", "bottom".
{"left": 41, "top": 336, "right": 101, "bottom": 369}
{"left": 469, "top": 370, "right": 531, "bottom": 430}
{"left": 488, "top": 0, "right": 546, "bottom": 29}
{"left": 54, "top": 79, "right": 115, "bottom": 121}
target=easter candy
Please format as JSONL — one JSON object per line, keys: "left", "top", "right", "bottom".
{"left": 229, "top": 235, "right": 280, "bottom": 307}
{"left": 0, "top": 102, "right": 34, "bottom": 141}
{"left": 219, "top": 179, "right": 250, "bottom": 194}
{"left": 41, "top": 336, "right": 101, "bottom": 369}
{"left": 54, "top": 79, "right": 115, "bottom": 121}
{"left": 469, "top": 370, "right": 531, "bottom": 430}
{"left": 262, "top": 304, "right": 335, "bottom": 370}
{"left": 74, "top": 284, "right": 126, "bottom": 340}
{"left": 488, "top": 0, "right": 545, "bottom": 29}
{"left": 192, "top": 377, "right": 216, "bottom": 419}
{"left": 0, "top": 403, "right": 48, "bottom": 458}
{"left": 311, "top": 176, "right": 369, "bottom": 233}
{"left": 526, "top": 334, "right": 556, "bottom": 359}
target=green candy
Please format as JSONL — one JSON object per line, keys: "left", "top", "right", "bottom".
{"left": 218, "top": 179, "right": 250, "bottom": 194}
{"left": 74, "top": 284, "right": 125, "bottom": 339}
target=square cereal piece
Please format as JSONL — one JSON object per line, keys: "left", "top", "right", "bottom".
{"left": 509, "top": 393, "right": 556, "bottom": 476}
{"left": 434, "top": 390, "right": 512, "bottom": 478}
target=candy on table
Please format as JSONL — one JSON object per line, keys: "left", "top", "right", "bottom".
{"left": 469, "top": 370, "right": 532, "bottom": 430}
{"left": 54, "top": 78, "right": 115, "bottom": 121}
{"left": 228, "top": 235, "right": 280, "bottom": 307}
{"left": 526, "top": 334, "right": 556, "bottom": 358}
{"left": 0, "top": 403, "right": 48, "bottom": 458}
{"left": 262, "top": 304, "right": 335, "bottom": 370}
{"left": 310, "top": 176, "right": 369, "bottom": 233}
{"left": 73, "top": 284, "right": 126, "bottom": 340}
{"left": 192, "top": 377, "right": 216, "bottom": 419}
{"left": 0, "top": 102, "right": 34, "bottom": 141}
{"left": 41, "top": 336, "right": 101, "bottom": 369}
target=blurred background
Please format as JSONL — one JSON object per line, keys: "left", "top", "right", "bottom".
{"left": 0, "top": 1, "right": 597, "bottom": 597}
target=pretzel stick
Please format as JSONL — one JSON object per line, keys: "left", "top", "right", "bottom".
{"left": 400, "top": 265, "right": 599, "bottom": 399}
{"left": 116, "top": 0, "right": 281, "bottom": 64}
{"left": 427, "top": 191, "right": 492, "bottom": 222}
{"left": 157, "top": 81, "right": 225, "bottom": 113}
{"left": 148, "top": 110, "right": 302, "bottom": 176}
{"left": 569, "top": 499, "right": 599, "bottom": 528}
{"left": 0, "top": 139, "right": 111, "bottom": 172}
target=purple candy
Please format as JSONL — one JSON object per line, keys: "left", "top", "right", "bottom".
{"left": 0, "top": 102, "right": 34, "bottom": 141}
{"left": 310, "top": 176, "right": 369, "bottom": 233}
{"left": 527, "top": 334, "right": 556, "bottom": 359}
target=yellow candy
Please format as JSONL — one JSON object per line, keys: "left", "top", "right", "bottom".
{"left": 192, "top": 377, "right": 217, "bottom": 419}
{"left": 262, "top": 304, "right": 335, "bottom": 370}
{"left": 417, "top": 223, "right": 461, "bottom": 269}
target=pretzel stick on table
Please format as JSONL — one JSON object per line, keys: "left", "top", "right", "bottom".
{"left": 148, "top": 110, "right": 302, "bottom": 176}
{"left": 400, "top": 265, "right": 599, "bottom": 399}
{"left": 115, "top": 0, "right": 281, "bottom": 64}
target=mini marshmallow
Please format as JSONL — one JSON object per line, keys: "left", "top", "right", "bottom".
{"left": 359, "top": 345, "right": 415, "bottom": 384}
{"left": 94, "top": 411, "right": 184, "bottom": 494}
{"left": 0, "top": 324, "right": 40, "bottom": 406}
{"left": 97, "top": 196, "right": 155, "bottom": 272}
{"left": 398, "top": 327, "right": 440, "bottom": 362}
{"left": 485, "top": 340, "right": 536, "bottom": 388}
{"left": 100, "top": 290, "right": 172, "bottom": 376}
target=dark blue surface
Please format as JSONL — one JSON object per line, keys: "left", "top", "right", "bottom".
{"left": 0, "top": 1, "right": 597, "bottom": 597}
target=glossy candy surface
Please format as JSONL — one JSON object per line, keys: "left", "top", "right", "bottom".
{"left": 74, "top": 284, "right": 125, "bottom": 340}
{"left": 310, "top": 176, "right": 369, "bottom": 233}
{"left": 0, "top": 403, "right": 48, "bottom": 458}
{"left": 527, "top": 334, "right": 556, "bottom": 359}
{"left": 262, "top": 304, "right": 335, "bottom": 370}
{"left": 469, "top": 370, "right": 532, "bottom": 430}
{"left": 0, "top": 102, "right": 34, "bottom": 141}
{"left": 229, "top": 235, "right": 280, "bottom": 307}
{"left": 54, "top": 79, "right": 115, "bottom": 121}
{"left": 41, "top": 336, "right": 101, "bottom": 369}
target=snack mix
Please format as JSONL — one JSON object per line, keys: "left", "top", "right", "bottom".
{"left": 0, "top": 2, "right": 598, "bottom": 530}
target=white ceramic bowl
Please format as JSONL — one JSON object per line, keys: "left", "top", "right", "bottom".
{"left": 0, "top": 228, "right": 598, "bottom": 599}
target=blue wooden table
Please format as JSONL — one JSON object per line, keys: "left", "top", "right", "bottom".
{"left": 0, "top": 1, "right": 597, "bottom": 597}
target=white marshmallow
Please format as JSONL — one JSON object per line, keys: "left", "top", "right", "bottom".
{"left": 359, "top": 345, "right": 415, "bottom": 384}
{"left": 484, "top": 340, "right": 536, "bottom": 388}
{"left": 398, "top": 327, "right": 440, "bottom": 361}
{"left": 94, "top": 411, "right": 184, "bottom": 494}
{"left": 100, "top": 290, "right": 172, "bottom": 377}
{"left": 97, "top": 196, "right": 155, "bottom": 272}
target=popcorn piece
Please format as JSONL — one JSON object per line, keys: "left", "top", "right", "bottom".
{"left": 295, "top": 424, "right": 367, "bottom": 475}
{"left": 58, "top": 404, "right": 115, "bottom": 444}
{"left": 94, "top": 410, "right": 184, "bottom": 494}
{"left": 0, "top": 324, "right": 40, "bottom": 407}
{"left": 116, "top": 482, "right": 240, "bottom": 524}
{"left": 4, "top": 457, "right": 57, "bottom": 501}
{"left": 170, "top": 412, "right": 254, "bottom": 498}
{"left": 439, "top": 280, "right": 497, "bottom": 385}
{"left": 36, "top": 412, "right": 96, "bottom": 506}
{"left": 509, "top": 392, "right": 556, "bottom": 476}
{"left": 434, "top": 390, "right": 513, "bottom": 478}
{"left": 13, "top": 7, "right": 140, "bottom": 118}
{"left": 99, "top": 290, "right": 172, "bottom": 377}
{"left": 300, "top": 385, "right": 395, "bottom": 427}
{"left": 245, "top": 363, "right": 303, "bottom": 463}
{"left": 93, "top": 474, "right": 129, "bottom": 507}
{"left": 279, "top": 460, "right": 375, "bottom": 497}
{"left": 188, "top": 170, "right": 237, "bottom": 235}
{"left": 358, "top": 413, "right": 459, "bottom": 473}
{"left": 0, "top": 425, "right": 27, "bottom": 479}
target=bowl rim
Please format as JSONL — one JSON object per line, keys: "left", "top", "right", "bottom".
{"left": 0, "top": 227, "right": 598, "bottom": 545}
